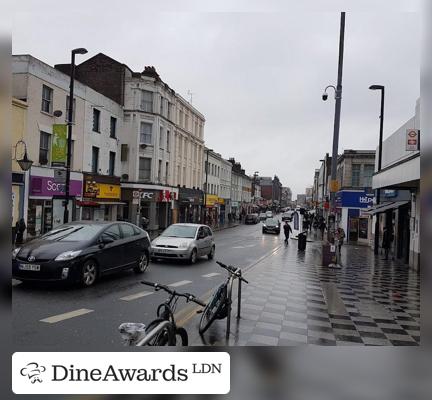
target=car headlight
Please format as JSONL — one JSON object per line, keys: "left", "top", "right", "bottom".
{"left": 262, "top": 224, "right": 266, "bottom": 227}
{"left": 55, "top": 250, "right": 82, "bottom": 261}
{"left": 12, "top": 247, "right": 21, "bottom": 260}
{"left": 179, "top": 242, "right": 189, "bottom": 249}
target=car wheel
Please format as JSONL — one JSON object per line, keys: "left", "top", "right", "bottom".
{"left": 189, "top": 248, "right": 197, "bottom": 264}
{"left": 134, "top": 252, "right": 149, "bottom": 273}
{"left": 81, "top": 259, "right": 98, "bottom": 287}
{"left": 208, "top": 245, "right": 215, "bottom": 260}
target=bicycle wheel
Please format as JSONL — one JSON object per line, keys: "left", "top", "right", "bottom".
{"left": 175, "top": 327, "right": 188, "bottom": 346}
{"left": 199, "top": 284, "right": 227, "bottom": 335}
{"left": 144, "top": 319, "right": 176, "bottom": 346}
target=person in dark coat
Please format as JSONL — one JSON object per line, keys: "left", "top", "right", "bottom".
{"left": 283, "top": 221, "right": 293, "bottom": 243}
{"left": 15, "top": 218, "right": 26, "bottom": 245}
{"left": 319, "top": 219, "right": 327, "bottom": 240}
{"left": 382, "top": 226, "right": 393, "bottom": 260}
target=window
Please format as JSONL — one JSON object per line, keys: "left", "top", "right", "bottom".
{"left": 362, "top": 164, "right": 374, "bottom": 187}
{"left": 159, "top": 127, "right": 164, "bottom": 149}
{"left": 109, "top": 152, "right": 116, "bottom": 176}
{"left": 185, "top": 114, "right": 189, "bottom": 131}
{"left": 179, "top": 110, "right": 184, "bottom": 127}
{"left": 110, "top": 117, "right": 117, "bottom": 138}
{"left": 351, "top": 164, "right": 361, "bottom": 187}
{"left": 41, "top": 85, "right": 53, "bottom": 114}
{"left": 39, "top": 131, "right": 50, "bottom": 165}
{"left": 165, "top": 162, "right": 169, "bottom": 184}
{"left": 166, "top": 130, "right": 170, "bottom": 151}
{"left": 92, "top": 146, "right": 99, "bottom": 173}
{"left": 177, "top": 165, "right": 181, "bottom": 185}
{"left": 141, "top": 90, "right": 153, "bottom": 112}
{"left": 93, "top": 108, "right": 101, "bottom": 132}
{"left": 140, "top": 122, "right": 152, "bottom": 144}
{"left": 101, "top": 224, "right": 121, "bottom": 241}
{"left": 160, "top": 96, "right": 164, "bottom": 115}
{"left": 158, "top": 160, "right": 162, "bottom": 182}
{"left": 167, "top": 103, "right": 172, "bottom": 120}
{"left": 121, "top": 223, "right": 136, "bottom": 238}
{"left": 65, "top": 96, "right": 76, "bottom": 123}
{"left": 139, "top": 157, "right": 151, "bottom": 181}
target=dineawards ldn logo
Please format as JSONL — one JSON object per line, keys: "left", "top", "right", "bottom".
{"left": 20, "top": 362, "right": 47, "bottom": 384}
{"left": 13, "top": 352, "right": 230, "bottom": 395}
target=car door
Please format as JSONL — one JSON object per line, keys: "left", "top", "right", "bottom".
{"left": 96, "top": 224, "right": 124, "bottom": 273}
{"left": 119, "top": 223, "right": 141, "bottom": 266}
{"left": 195, "top": 227, "right": 207, "bottom": 256}
{"left": 204, "top": 226, "right": 214, "bottom": 254}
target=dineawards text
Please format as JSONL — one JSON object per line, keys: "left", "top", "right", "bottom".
{"left": 52, "top": 364, "right": 188, "bottom": 382}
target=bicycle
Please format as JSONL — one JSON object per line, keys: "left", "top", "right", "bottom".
{"left": 198, "top": 261, "right": 249, "bottom": 335}
{"left": 119, "top": 280, "right": 206, "bottom": 346}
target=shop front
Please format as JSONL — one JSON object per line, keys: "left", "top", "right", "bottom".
{"left": 178, "top": 188, "right": 204, "bottom": 223}
{"left": 121, "top": 183, "right": 178, "bottom": 232}
{"left": 27, "top": 166, "right": 83, "bottom": 237}
{"left": 12, "top": 172, "right": 25, "bottom": 241}
{"left": 205, "top": 194, "right": 223, "bottom": 227}
{"left": 336, "top": 190, "right": 374, "bottom": 244}
{"left": 78, "top": 174, "right": 123, "bottom": 222}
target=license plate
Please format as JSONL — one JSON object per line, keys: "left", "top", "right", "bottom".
{"left": 155, "top": 248, "right": 170, "bottom": 253}
{"left": 19, "top": 264, "right": 40, "bottom": 271}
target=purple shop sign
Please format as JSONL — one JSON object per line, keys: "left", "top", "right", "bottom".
{"left": 30, "top": 175, "right": 83, "bottom": 197}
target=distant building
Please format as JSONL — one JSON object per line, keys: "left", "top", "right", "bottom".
{"left": 297, "top": 194, "right": 306, "bottom": 206}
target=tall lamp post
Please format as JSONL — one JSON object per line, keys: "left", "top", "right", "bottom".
{"left": 322, "top": 11, "right": 345, "bottom": 243}
{"left": 63, "top": 47, "right": 88, "bottom": 224}
{"left": 203, "top": 148, "right": 213, "bottom": 224}
{"left": 369, "top": 84, "right": 385, "bottom": 254}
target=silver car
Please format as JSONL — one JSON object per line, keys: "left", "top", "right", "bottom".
{"left": 151, "top": 224, "right": 215, "bottom": 264}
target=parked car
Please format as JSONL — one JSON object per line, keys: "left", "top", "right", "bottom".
{"left": 265, "top": 210, "right": 273, "bottom": 218}
{"left": 259, "top": 212, "right": 267, "bottom": 221}
{"left": 12, "top": 221, "right": 151, "bottom": 287}
{"left": 262, "top": 218, "right": 281, "bottom": 234}
{"left": 245, "top": 213, "right": 259, "bottom": 224}
{"left": 151, "top": 223, "right": 215, "bottom": 264}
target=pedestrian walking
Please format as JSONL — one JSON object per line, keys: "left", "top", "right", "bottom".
{"left": 141, "top": 216, "right": 149, "bottom": 230}
{"left": 382, "top": 226, "right": 394, "bottom": 260}
{"left": 15, "top": 218, "right": 26, "bottom": 245}
{"left": 319, "top": 219, "right": 327, "bottom": 240}
{"left": 336, "top": 227, "right": 345, "bottom": 254}
{"left": 283, "top": 221, "right": 292, "bottom": 244}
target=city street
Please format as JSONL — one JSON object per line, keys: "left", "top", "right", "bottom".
{"left": 12, "top": 221, "right": 282, "bottom": 349}
{"left": 13, "top": 219, "right": 420, "bottom": 348}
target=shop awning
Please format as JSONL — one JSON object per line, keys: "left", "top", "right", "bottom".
{"left": 362, "top": 200, "right": 409, "bottom": 215}
{"left": 77, "top": 200, "right": 126, "bottom": 206}
{"left": 96, "top": 201, "right": 127, "bottom": 205}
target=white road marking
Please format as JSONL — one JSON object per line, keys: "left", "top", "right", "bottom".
{"left": 40, "top": 308, "right": 94, "bottom": 324}
{"left": 120, "top": 291, "right": 153, "bottom": 301}
{"left": 232, "top": 246, "right": 245, "bottom": 249}
{"left": 202, "top": 273, "right": 221, "bottom": 278}
{"left": 168, "top": 280, "right": 192, "bottom": 287}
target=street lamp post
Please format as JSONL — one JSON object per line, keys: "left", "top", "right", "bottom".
{"left": 63, "top": 47, "right": 88, "bottom": 224}
{"left": 369, "top": 84, "right": 385, "bottom": 254}
{"left": 322, "top": 12, "right": 345, "bottom": 243}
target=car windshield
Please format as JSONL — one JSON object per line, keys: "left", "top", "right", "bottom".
{"left": 161, "top": 225, "right": 197, "bottom": 239}
{"left": 40, "top": 224, "right": 102, "bottom": 241}
{"left": 265, "top": 218, "right": 278, "bottom": 225}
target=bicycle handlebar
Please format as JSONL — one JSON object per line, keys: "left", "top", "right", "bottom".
{"left": 141, "top": 280, "right": 206, "bottom": 307}
{"left": 216, "top": 261, "right": 249, "bottom": 284}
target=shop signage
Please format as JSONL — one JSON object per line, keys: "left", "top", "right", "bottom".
{"left": 51, "top": 124, "right": 68, "bottom": 167}
{"left": 205, "top": 194, "right": 220, "bottom": 207}
{"left": 30, "top": 175, "right": 82, "bottom": 197}
{"left": 406, "top": 129, "right": 420, "bottom": 151}
{"left": 84, "top": 181, "right": 121, "bottom": 199}
{"left": 132, "top": 190, "right": 176, "bottom": 202}
{"left": 336, "top": 190, "right": 374, "bottom": 208}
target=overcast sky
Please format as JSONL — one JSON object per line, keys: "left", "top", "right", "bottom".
{"left": 11, "top": 3, "right": 420, "bottom": 197}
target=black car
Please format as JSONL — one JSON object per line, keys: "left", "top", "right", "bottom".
{"left": 262, "top": 218, "right": 281, "bottom": 234}
{"left": 245, "top": 213, "right": 259, "bottom": 224}
{"left": 12, "top": 221, "right": 151, "bottom": 287}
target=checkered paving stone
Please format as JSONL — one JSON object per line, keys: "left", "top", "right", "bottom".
{"left": 191, "top": 237, "right": 419, "bottom": 346}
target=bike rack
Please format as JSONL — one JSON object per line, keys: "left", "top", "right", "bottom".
{"left": 225, "top": 267, "right": 244, "bottom": 341}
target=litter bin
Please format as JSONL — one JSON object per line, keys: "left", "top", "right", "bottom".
{"left": 298, "top": 232, "right": 307, "bottom": 251}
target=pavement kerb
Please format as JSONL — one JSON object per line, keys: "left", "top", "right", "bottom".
{"left": 174, "top": 243, "right": 283, "bottom": 328}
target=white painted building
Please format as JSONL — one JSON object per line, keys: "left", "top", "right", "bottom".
{"left": 12, "top": 54, "right": 124, "bottom": 234}
{"left": 371, "top": 99, "right": 420, "bottom": 270}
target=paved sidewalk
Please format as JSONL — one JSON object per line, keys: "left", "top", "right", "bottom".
{"left": 188, "top": 236, "right": 420, "bottom": 346}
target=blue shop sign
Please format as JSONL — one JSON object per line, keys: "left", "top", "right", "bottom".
{"left": 336, "top": 190, "right": 374, "bottom": 208}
